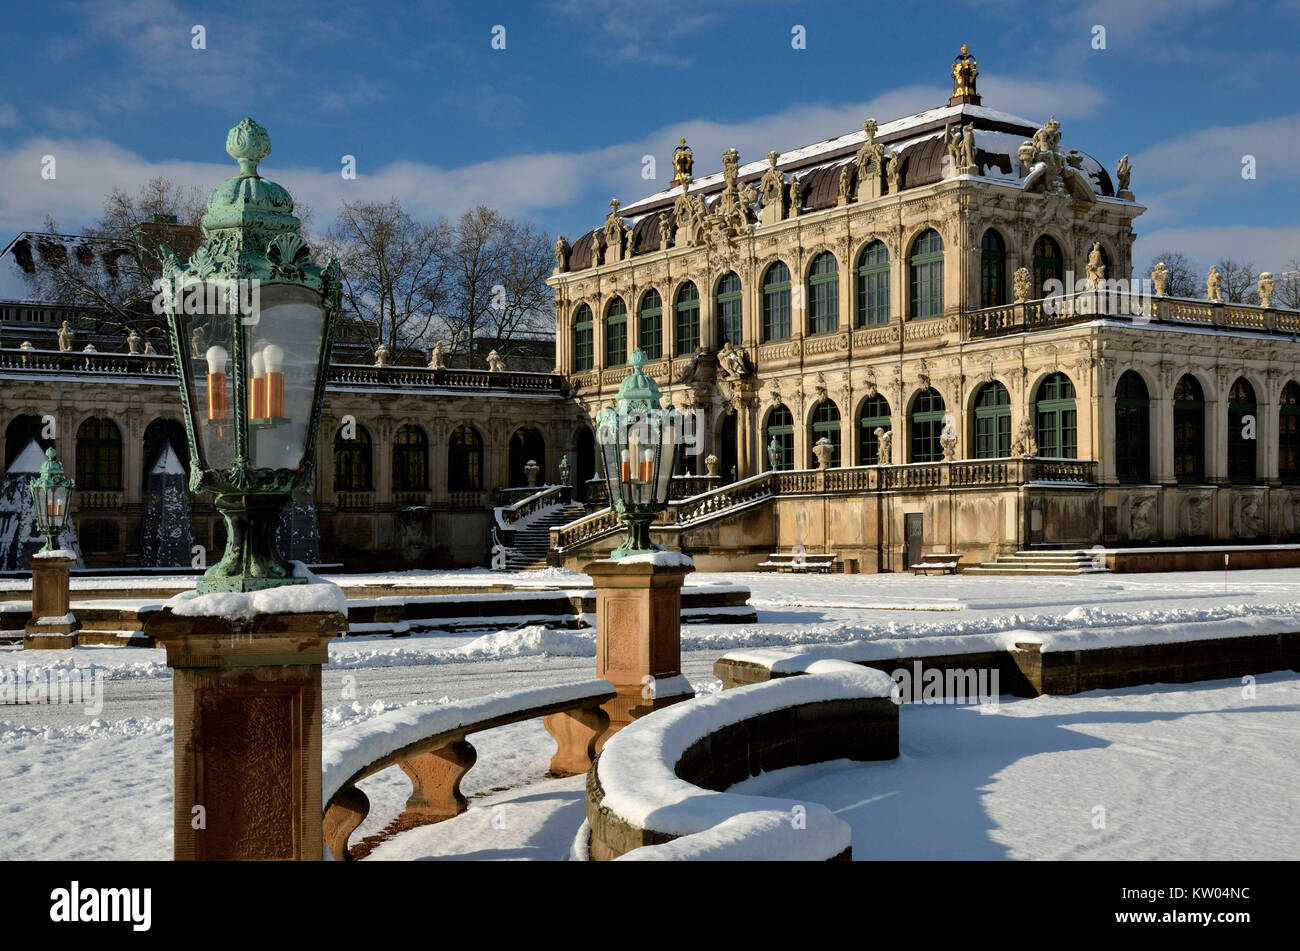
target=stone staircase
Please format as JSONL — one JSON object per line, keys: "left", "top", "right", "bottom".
{"left": 503, "top": 503, "right": 587, "bottom": 570}
{"left": 962, "top": 549, "right": 1110, "bottom": 576}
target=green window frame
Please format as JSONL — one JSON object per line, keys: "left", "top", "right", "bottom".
{"left": 605, "top": 297, "right": 627, "bottom": 367}
{"left": 1280, "top": 381, "right": 1300, "bottom": 485}
{"left": 765, "top": 405, "right": 794, "bottom": 471}
{"left": 1114, "top": 371, "right": 1150, "bottom": 484}
{"left": 638, "top": 290, "right": 663, "bottom": 359}
{"left": 807, "top": 252, "right": 839, "bottom": 335}
{"left": 973, "top": 382, "right": 1011, "bottom": 458}
{"left": 1035, "top": 372, "right": 1077, "bottom": 459}
{"left": 573, "top": 304, "right": 593, "bottom": 372}
{"left": 980, "top": 229, "right": 1007, "bottom": 308}
{"left": 908, "top": 229, "right": 944, "bottom": 318}
{"left": 910, "top": 388, "right": 946, "bottom": 462}
{"left": 809, "top": 400, "right": 842, "bottom": 468}
{"left": 762, "top": 262, "right": 792, "bottom": 341}
{"left": 1227, "top": 378, "right": 1257, "bottom": 485}
{"left": 716, "top": 272, "right": 743, "bottom": 346}
{"left": 858, "top": 394, "right": 891, "bottom": 465}
{"left": 675, "top": 282, "right": 700, "bottom": 354}
{"left": 1173, "top": 375, "right": 1205, "bottom": 485}
{"left": 856, "top": 240, "right": 890, "bottom": 327}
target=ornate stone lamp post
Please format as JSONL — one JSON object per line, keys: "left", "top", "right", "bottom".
{"left": 589, "top": 349, "right": 692, "bottom": 742}
{"left": 144, "top": 118, "right": 347, "bottom": 860}
{"left": 24, "top": 447, "right": 79, "bottom": 649}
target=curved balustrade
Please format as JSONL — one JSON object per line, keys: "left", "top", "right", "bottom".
{"left": 496, "top": 484, "right": 568, "bottom": 529}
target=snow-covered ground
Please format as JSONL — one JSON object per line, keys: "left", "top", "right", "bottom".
{"left": 2, "top": 567, "right": 1298, "bottom": 860}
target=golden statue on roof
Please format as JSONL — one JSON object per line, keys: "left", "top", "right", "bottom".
{"left": 951, "top": 44, "right": 978, "bottom": 98}
{"left": 672, "top": 137, "right": 694, "bottom": 185}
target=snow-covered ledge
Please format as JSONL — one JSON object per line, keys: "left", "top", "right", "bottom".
{"left": 585, "top": 657, "right": 898, "bottom": 861}
{"left": 161, "top": 562, "right": 346, "bottom": 619}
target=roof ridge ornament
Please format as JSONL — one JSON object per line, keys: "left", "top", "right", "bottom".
{"left": 950, "top": 44, "right": 981, "bottom": 106}
{"left": 671, "top": 137, "right": 694, "bottom": 186}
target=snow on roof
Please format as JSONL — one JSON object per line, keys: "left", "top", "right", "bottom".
{"left": 0, "top": 232, "right": 124, "bottom": 305}
{"left": 7, "top": 439, "right": 47, "bottom": 474}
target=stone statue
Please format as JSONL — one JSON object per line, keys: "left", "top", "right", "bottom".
{"left": 838, "top": 166, "right": 851, "bottom": 203}
{"left": 1152, "top": 262, "right": 1170, "bottom": 297}
{"left": 959, "top": 123, "right": 977, "bottom": 169}
{"left": 885, "top": 150, "right": 901, "bottom": 192}
{"left": 855, "top": 118, "right": 885, "bottom": 177}
{"left": 1012, "top": 417, "right": 1037, "bottom": 457}
{"left": 553, "top": 234, "right": 570, "bottom": 274}
{"left": 717, "top": 341, "right": 748, "bottom": 379}
{"left": 1116, "top": 154, "right": 1132, "bottom": 193}
{"left": 939, "top": 415, "right": 958, "bottom": 461}
{"left": 671, "top": 137, "right": 693, "bottom": 185}
{"left": 603, "top": 198, "right": 625, "bottom": 252}
{"left": 189, "top": 326, "right": 203, "bottom": 358}
{"left": 1259, "top": 272, "right": 1275, "bottom": 308}
{"left": 760, "top": 151, "right": 785, "bottom": 205}
{"left": 874, "top": 427, "right": 893, "bottom": 465}
{"left": 127, "top": 329, "right": 142, "bottom": 354}
{"left": 721, "top": 149, "right": 740, "bottom": 191}
{"left": 1017, "top": 141, "right": 1037, "bottom": 172}
{"left": 624, "top": 229, "right": 634, "bottom": 259}
{"left": 1013, "top": 267, "right": 1031, "bottom": 304}
{"left": 486, "top": 349, "right": 505, "bottom": 372}
{"left": 374, "top": 343, "right": 390, "bottom": 367}
{"left": 1183, "top": 496, "right": 1210, "bottom": 537}
{"left": 1085, "top": 242, "right": 1105, "bottom": 288}
{"left": 944, "top": 125, "right": 962, "bottom": 168}
{"left": 1206, "top": 265, "right": 1223, "bottom": 302}
{"left": 1032, "top": 115, "right": 1061, "bottom": 154}
{"left": 143, "top": 339, "right": 156, "bottom": 354}
{"left": 427, "top": 341, "right": 445, "bottom": 369}
{"left": 57, "top": 320, "right": 73, "bottom": 352}
{"left": 83, "top": 344, "right": 97, "bottom": 352}
{"left": 1130, "top": 497, "right": 1154, "bottom": 540}
{"left": 657, "top": 212, "right": 672, "bottom": 248}
{"left": 789, "top": 177, "right": 803, "bottom": 215}
{"left": 1237, "top": 497, "right": 1263, "bottom": 538}
{"left": 812, "top": 437, "right": 834, "bottom": 470}
{"left": 589, "top": 229, "right": 603, "bottom": 268}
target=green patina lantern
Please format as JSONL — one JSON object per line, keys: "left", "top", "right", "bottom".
{"left": 595, "top": 349, "right": 682, "bottom": 559}
{"left": 160, "top": 118, "right": 342, "bottom": 592}
{"left": 29, "top": 447, "right": 75, "bottom": 553}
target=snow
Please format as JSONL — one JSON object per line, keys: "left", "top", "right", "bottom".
{"left": 7, "top": 440, "right": 49, "bottom": 474}
{"left": 163, "top": 562, "right": 345, "bottom": 618}
{"left": 33, "top": 613, "right": 76, "bottom": 625}
{"left": 32, "top": 549, "right": 77, "bottom": 560}
{"left": 608, "top": 550, "right": 695, "bottom": 568}
{"left": 148, "top": 442, "right": 185, "bottom": 476}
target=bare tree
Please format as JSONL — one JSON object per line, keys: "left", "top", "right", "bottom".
{"left": 1216, "top": 257, "right": 1259, "bottom": 304}
{"left": 438, "top": 205, "right": 554, "bottom": 363}
{"left": 322, "top": 199, "right": 450, "bottom": 364}
{"left": 1145, "top": 251, "right": 1199, "bottom": 297}
{"left": 1276, "top": 258, "right": 1300, "bottom": 311}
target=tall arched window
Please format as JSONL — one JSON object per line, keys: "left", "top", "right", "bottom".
{"left": 508, "top": 427, "right": 546, "bottom": 487}
{"left": 980, "top": 229, "right": 1007, "bottom": 307}
{"left": 716, "top": 272, "right": 743, "bottom": 346}
{"left": 972, "top": 382, "right": 1011, "bottom": 458}
{"left": 762, "top": 262, "right": 792, "bottom": 341}
{"left": 809, "top": 400, "right": 841, "bottom": 468}
{"left": 392, "top": 424, "right": 429, "bottom": 491}
{"left": 1032, "top": 235, "right": 1064, "bottom": 299}
{"left": 1114, "top": 371, "right": 1150, "bottom": 484}
{"left": 572, "top": 304, "right": 593, "bottom": 372}
{"left": 908, "top": 229, "right": 944, "bottom": 318}
{"left": 333, "top": 425, "right": 372, "bottom": 491}
{"left": 764, "top": 404, "right": 794, "bottom": 471}
{"left": 638, "top": 289, "right": 663, "bottom": 359}
{"left": 142, "top": 418, "right": 189, "bottom": 485}
{"left": 5, "top": 415, "right": 51, "bottom": 471}
{"left": 858, "top": 395, "right": 891, "bottom": 465}
{"left": 1034, "top": 373, "right": 1077, "bottom": 458}
{"left": 604, "top": 298, "right": 627, "bottom": 367}
{"left": 76, "top": 417, "right": 123, "bottom": 490}
{"left": 856, "top": 240, "right": 889, "bottom": 327}
{"left": 1173, "top": 375, "right": 1205, "bottom": 484}
{"left": 910, "top": 389, "right": 946, "bottom": 462}
{"left": 1228, "top": 378, "right": 1258, "bottom": 485}
{"left": 1280, "top": 381, "right": 1300, "bottom": 484}
{"left": 448, "top": 425, "right": 483, "bottom": 492}
{"left": 807, "top": 252, "right": 839, "bottom": 335}
{"left": 674, "top": 282, "right": 700, "bottom": 354}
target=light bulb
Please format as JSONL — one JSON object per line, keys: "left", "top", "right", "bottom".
{"left": 206, "top": 345, "right": 228, "bottom": 375}
{"left": 262, "top": 344, "right": 283, "bottom": 374}
{"left": 250, "top": 350, "right": 265, "bottom": 378}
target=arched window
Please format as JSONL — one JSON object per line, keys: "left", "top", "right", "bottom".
{"left": 809, "top": 400, "right": 841, "bottom": 468}
{"left": 807, "top": 252, "right": 839, "bottom": 335}
{"left": 1228, "top": 378, "right": 1258, "bottom": 485}
{"left": 448, "top": 425, "right": 483, "bottom": 492}
{"left": 762, "top": 262, "right": 792, "bottom": 341}
{"left": 674, "top": 282, "right": 700, "bottom": 354}
{"left": 605, "top": 298, "right": 627, "bottom": 367}
{"left": 75, "top": 417, "right": 122, "bottom": 490}
{"left": 716, "top": 272, "right": 743, "bottom": 346}
{"left": 858, "top": 395, "right": 891, "bottom": 465}
{"left": 508, "top": 427, "right": 546, "bottom": 487}
{"left": 972, "top": 382, "right": 1011, "bottom": 458}
{"left": 1280, "top": 382, "right": 1300, "bottom": 484}
{"left": 392, "top": 423, "right": 429, "bottom": 491}
{"left": 908, "top": 229, "right": 944, "bottom": 318}
{"left": 333, "top": 424, "right": 372, "bottom": 491}
{"left": 1032, "top": 235, "right": 1064, "bottom": 299}
{"left": 910, "top": 389, "right": 946, "bottom": 462}
{"left": 572, "top": 304, "right": 593, "bottom": 372}
{"left": 1114, "top": 371, "right": 1150, "bottom": 484}
{"left": 980, "top": 229, "right": 1007, "bottom": 307}
{"left": 856, "top": 240, "right": 890, "bottom": 327}
{"left": 1173, "top": 375, "right": 1205, "bottom": 484}
{"left": 764, "top": 404, "right": 794, "bottom": 471}
{"left": 1034, "top": 373, "right": 1077, "bottom": 458}
{"left": 719, "top": 412, "right": 738, "bottom": 483}
{"left": 141, "top": 418, "right": 189, "bottom": 496}
{"left": 638, "top": 289, "right": 663, "bottom": 359}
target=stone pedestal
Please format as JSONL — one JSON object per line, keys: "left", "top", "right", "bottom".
{"left": 585, "top": 558, "right": 693, "bottom": 748}
{"left": 24, "top": 554, "right": 78, "bottom": 649}
{"left": 145, "top": 607, "right": 345, "bottom": 861}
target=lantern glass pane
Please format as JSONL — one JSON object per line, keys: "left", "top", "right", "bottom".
{"left": 244, "top": 285, "right": 325, "bottom": 471}
{"left": 180, "top": 283, "right": 238, "bottom": 471}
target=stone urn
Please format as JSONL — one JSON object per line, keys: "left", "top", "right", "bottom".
{"left": 812, "top": 437, "right": 834, "bottom": 470}
{"left": 524, "top": 459, "right": 540, "bottom": 487}
{"left": 704, "top": 453, "right": 719, "bottom": 478}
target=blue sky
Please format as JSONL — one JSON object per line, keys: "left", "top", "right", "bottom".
{"left": 2, "top": 0, "right": 1299, "bottom": 273}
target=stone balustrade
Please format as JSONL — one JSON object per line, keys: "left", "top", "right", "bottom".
{"left": 495, "top": 484, "right": 568, "bottom": 529}
{"left": 322, "top": 679, "right": 616, "bottom": 861}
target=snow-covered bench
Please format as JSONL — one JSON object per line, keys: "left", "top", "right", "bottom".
{"left": 582, "top": 657, "right": 898, "bottom": 861}
{"left": 910, "top": 553, "right": 963, "bottom": 575}
{"left": 757, "top": 551, "right": 841, "bottom": 573}
{"left": 322, "top": 679, "right": 615, "bottom": 860}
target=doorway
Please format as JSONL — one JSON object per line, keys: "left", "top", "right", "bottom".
{"left": 904, "top": 513, "right": 923, "bottom": 570}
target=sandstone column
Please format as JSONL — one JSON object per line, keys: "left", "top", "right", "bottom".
{"left": 23, "top": 553, "right": 78, "bottom": 649}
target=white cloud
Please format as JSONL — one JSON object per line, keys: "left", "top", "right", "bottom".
{"left": 0, "top": 104, "right": 16, "bottom": 127}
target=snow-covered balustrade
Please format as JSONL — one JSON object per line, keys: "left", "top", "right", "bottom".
{"left": 584, "top": 658, "right": 898, "bottom": 861}
{"left": 321, "top": 679, "right": 616, "bottom": 860}
{"left": 495, "top": 484, "right": 567, "bottom": 530}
